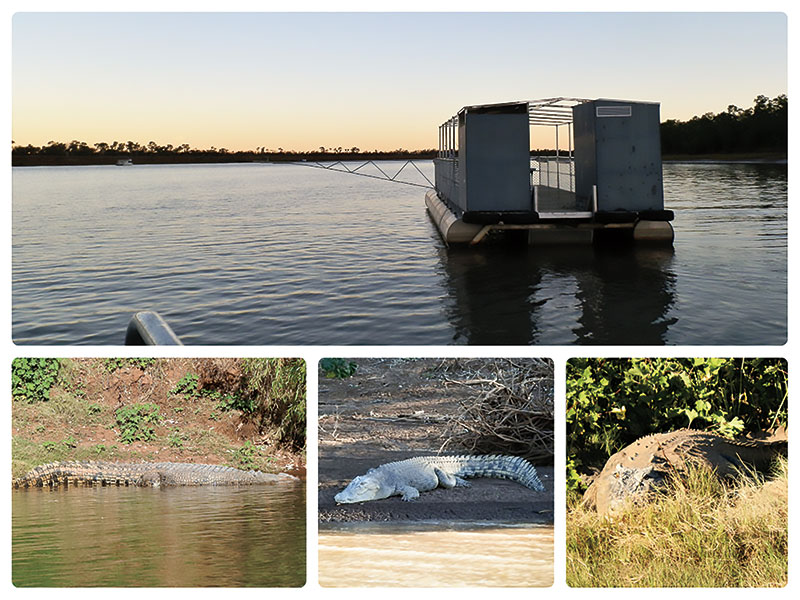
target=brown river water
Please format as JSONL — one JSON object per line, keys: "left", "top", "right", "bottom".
{"left": 318, "top": 522, "right": 553, "bottom": 587}
{"left": 12, "top": 483, "right": 306, "bottom": 587}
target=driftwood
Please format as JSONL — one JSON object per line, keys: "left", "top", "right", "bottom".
{"left": 434, "top": 358, "right": 554, "bottom": 462}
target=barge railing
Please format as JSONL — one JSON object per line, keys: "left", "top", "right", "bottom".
{"left": 530, "top": 156, "right": 575, "bottom": 192}
{"left": 125, "top": 311, "right": 182, "bottom": 345}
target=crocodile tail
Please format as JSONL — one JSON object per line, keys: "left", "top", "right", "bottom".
{"left": 13, "top": 461, "right": 141, "bottom": 488}
{"left": 457, "top": 455, "right": 545, "bottom": 491}
{"left": 13, "top": 462, "right": 68, "bottom": 488}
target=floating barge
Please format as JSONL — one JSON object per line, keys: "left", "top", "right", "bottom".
{"left": 427, "top": 98, "right": 674, "bottom": 245}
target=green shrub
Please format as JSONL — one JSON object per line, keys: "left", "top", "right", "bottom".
{"left": 241, "top": 358, "right": 306, "bottom": 450}
{"left": 167, "top": 429, "right": 185, "bottom": 449}
{"left": 230, "top": 441, "right": 258, "bottom": 470}
{"left": 12, "top": 358, "right": 60, "bottom": 403}
{"left": 320, "top": 358, "right": 358, "bottom": 379}
{"left": 41, "top": 435, "right": 77, "bottom": 454}
{"left": 103, "top": 358, "right": 156, "bottom": 372}
{"left": 170, "top": 373, "right": 200, "bottom": 397}
{"left": 205, "top": 389, "right": 255, "bottom": 413}
{"left": 115, "top": 403, "right": 161, "bottom": 444}
{"left": 171, "top": 371, "right": 254, "bottom": 412}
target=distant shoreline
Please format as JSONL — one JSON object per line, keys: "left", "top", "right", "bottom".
{"left": 11, "top": 150, "right": 437, "bottom": 167}
{"left": 662, "top": 152, "right": 786, "bottom": 164}
{"left": 11, "top": 151, "right": 786, "bottom": 167}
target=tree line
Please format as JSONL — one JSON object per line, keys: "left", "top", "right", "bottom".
{"left": 11, "top": 139, "right": 436, "bottom": 166}
{"left": 660, "top": 94, "right": 786, "bottom": 156}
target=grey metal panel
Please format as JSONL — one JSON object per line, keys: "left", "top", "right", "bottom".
{"left": 573, "top": 101, "right": 597, "bottom": 210}
{"left": 573, "top": 100, "right": 664, "bottom": 212}
{"left": 433, "top": 158, "right": 458, "bottom": 207}
{"left": 459, "top": 103, "right": 530, "bottom": 213}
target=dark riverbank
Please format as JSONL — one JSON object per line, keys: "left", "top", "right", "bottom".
{"left": 13, "top": 150, "right": 786, "bottom": 167}
{"left": 11, "top": 149, "right": 437, "bottom": 167}
{"left": 662, "top": 152, "right": 786, "bottom": 164}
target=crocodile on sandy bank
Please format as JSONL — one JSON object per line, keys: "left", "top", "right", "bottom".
{"left": 13, "top": 461, "right": 299, "bottom": 489}
{"left": 581, "top": 429, "right": 788, "bottom": 516}
{"left": 334, "top": 454, "right": 545, "bottom": 504}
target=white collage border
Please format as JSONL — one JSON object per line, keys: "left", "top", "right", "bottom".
{"left": 3, "top": 0, "right": 797, "bottom": 597}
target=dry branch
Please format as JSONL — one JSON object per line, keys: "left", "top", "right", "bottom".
{"left": 434, "top": 359, "right": 554, "bottom": 462}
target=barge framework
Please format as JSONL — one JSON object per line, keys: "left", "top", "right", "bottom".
{"left": 427, "top": 98, "right": 674, "bottom": 245}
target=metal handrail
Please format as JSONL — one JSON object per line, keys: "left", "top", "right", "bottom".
{"left": 530, "top": 156, "right": 575, "bottom": 192}
{"left": 297, "top": 159, "right": 434, "bottom": 189}
{"left": 125, "top": 311, "right": 182, "bottom": 345}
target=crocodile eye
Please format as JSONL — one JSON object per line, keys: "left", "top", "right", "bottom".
{"left": 355, "top": 479, "right": 378, "bottom": 492}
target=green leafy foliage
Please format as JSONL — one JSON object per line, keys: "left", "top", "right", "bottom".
{"left": 42, "top": 435, "right": 77, "bottom": 454}
{"left": 207, "top": 389, "right": 256, "bottom": 413}
{"left": 170, "top": 373, "right": 200, "bottom": 397}
{"left": 320, "top": 358, "right": 358, "bottom": 379}
{"left": 241, "top": 358, "right": 306, "bottom": 450}
{"left": 115, "top": 403, "right": 161, "bottom": 444}
{"left": 170, "top": 372, "right": 254, "bottom": 413}
{"left": 566, "top": 358, "right": 788, "bottom": 495}
{"left": 230, "top": 441, "right": 258, "bottom": 470}
{"left": 167, "top": 429, "right": 185, "bottom": 449}
{"left": 12, "top": 358, "right": 60, "bottom": 403}
{"left": 103, "top": 358, "right": 156, "bottom": 372}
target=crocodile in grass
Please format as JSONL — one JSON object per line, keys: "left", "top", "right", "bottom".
{"left": 13, "top": 461, "right": 299, "bottom": 489}
{"left": 334, "top": 454, "right": 545, "bottom": 503}
{"left": 581, "top": 429, "right": 788, "bottom": 516}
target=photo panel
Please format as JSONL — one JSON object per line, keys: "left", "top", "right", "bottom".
{"left": 11, "top": 357, "right": 306, "bottom": 587}
{"left": 317, "top": 357, "right": 554, "bottom": 587}
{"left": 565, "top": 357, "right": 788, "bottom": 588}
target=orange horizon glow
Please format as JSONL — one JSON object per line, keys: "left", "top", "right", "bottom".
{"left": 12, "top": 13, "right": 787, "bottom": 154}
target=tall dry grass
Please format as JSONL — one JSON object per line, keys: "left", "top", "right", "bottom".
{"left": 567, "top": 459, "right": 788, "bottom": 587}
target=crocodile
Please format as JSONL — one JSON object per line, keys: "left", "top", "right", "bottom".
{"left": 13, "top": 461, "right": 299, "bottom": 489}
{"left": 334, "top": 454, "right": 545, "bottom": 503}
{"left": 581, "top": 429, "right": 788, "bottom": 516}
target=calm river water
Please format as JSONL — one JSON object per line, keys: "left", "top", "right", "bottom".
{"left": 12, "top": 161, "right": 787, "bottom": 345}
{"left": 318, "top": 522, "right": 553, "bottom": 587}
{"left": 12, "top": 484, "right": 306, "bottom": 587}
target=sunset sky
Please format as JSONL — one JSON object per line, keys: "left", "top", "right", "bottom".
{"left": 11, "top": 10, "right": 788, "bottom": 152}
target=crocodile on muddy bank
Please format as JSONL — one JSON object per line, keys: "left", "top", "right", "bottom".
{"left": 581, "top": 429, "right": 788, "bottom": 516}
{"left": 13, "top": 461, "right": 299, "bottom": 489}
{"left": 334, "top": 454, "right": 545, "bottom": 504}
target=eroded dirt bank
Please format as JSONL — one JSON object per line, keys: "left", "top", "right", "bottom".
{"left": 12, "top": 358, "right": 305, "bottom": 479}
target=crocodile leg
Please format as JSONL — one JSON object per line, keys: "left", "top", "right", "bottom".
{"left": 434, "top": 468, "right": 470, "bottom": 489}
{"left": 398, "top": 485, "right": 421, "bottom": 501}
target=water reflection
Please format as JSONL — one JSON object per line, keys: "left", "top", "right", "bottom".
{"left": 439, "top": 243, "right": 677, "bottom": 345}
{"left": 12, "top": 484, "right": 306, "bottom": 587}
{"left": 319, "top": 522, "right": 553, "bottom": 587}
{"left": 12, "top": 162, "right": 785, "bottom": 345}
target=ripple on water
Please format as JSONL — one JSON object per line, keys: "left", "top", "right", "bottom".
{"left": 12, "top": 162, "right": 787, "bottom": 345}
{"left": 12, "top": 484, "right": 306, "bottom": 587}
